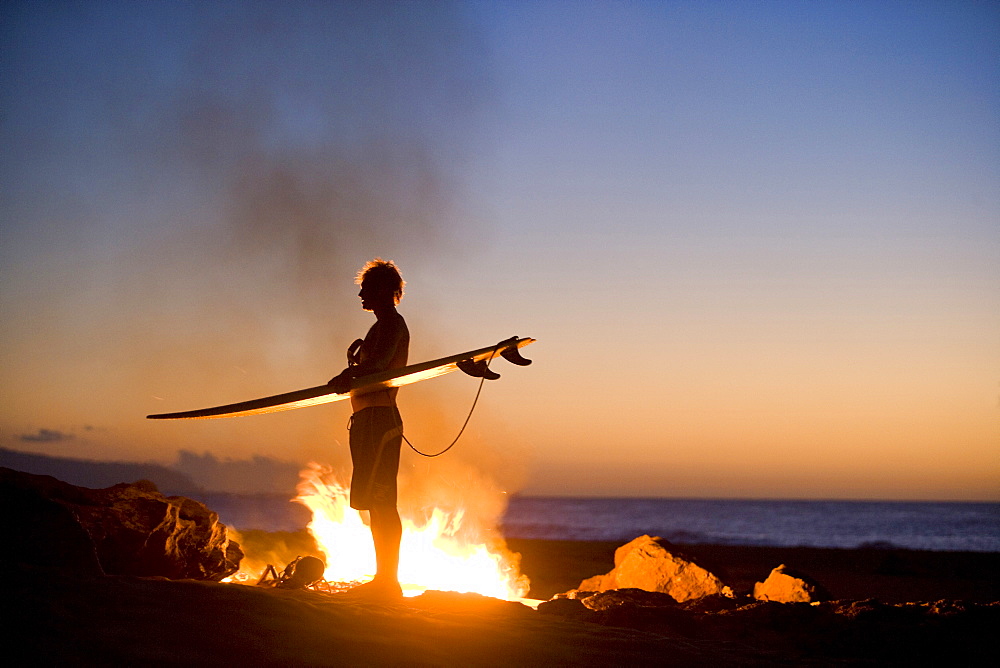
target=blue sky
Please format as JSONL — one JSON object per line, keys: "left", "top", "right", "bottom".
{"left": 2, "top": 1, "right": 997, "bottom": 500}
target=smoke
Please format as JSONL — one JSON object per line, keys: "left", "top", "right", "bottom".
{"left": 117, "top": 1, "right": 491, "bottom": 369}
{"left": 226, "top": 527, "right": 322, "bottom": 586}
{"left": 1, "top": 1, "right": 497, "bottom": 464}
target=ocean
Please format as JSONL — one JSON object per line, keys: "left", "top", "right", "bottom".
{"left": 204, "top": 493, "right": 1000, "bottom": 553}
{"left": 500, "top": 497, "right": 1000, "bottom": 552}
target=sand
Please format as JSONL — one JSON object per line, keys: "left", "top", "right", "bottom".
{"left": 9, "top": 539, "right": 997, "bottom": 666}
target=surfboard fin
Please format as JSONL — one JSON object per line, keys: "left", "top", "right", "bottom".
{"left": 457, "top": 359, "right": 501, "bottom": 380}
{"left": 500, "top": 342, "right": 532, "bottom": 366}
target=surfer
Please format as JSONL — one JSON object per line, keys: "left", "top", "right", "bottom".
{"left": 328, "top": 258, "right": 409, "bottom": 598}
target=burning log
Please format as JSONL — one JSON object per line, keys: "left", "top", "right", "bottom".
{"left": 256, "top": 555, "right": 327, "bottom": 590}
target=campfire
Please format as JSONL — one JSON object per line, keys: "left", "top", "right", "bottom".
{"left": 229, "top": 463, "right": 529, "bottom": 601}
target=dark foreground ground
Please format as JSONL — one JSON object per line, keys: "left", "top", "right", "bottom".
{"left": 7, "top": 539, "right": 997, "bottom": 666}
{"left": 506, "top": 538, "right": 1000, "bottom": 602}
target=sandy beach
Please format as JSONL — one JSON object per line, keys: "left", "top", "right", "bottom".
{"left": 10, "top": 537, "right": 996, "bottom": 666}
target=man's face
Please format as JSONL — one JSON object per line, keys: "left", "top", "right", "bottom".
{"left": 358, "top": 281, "right": 390, "bottom": 312}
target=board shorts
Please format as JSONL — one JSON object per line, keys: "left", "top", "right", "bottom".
{"left": 349, "top": 406, "right": 403, "bottom": 511}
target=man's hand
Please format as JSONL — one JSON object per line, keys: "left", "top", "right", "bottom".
{"left": 327, "top": 370, "right": 353, "bottom": 394}
{"left": 347, "top": 338, "right": 364, "bottom": 367}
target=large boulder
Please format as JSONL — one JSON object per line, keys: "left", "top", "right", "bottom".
{"left": 0, "top": 467, "right": 242, "bottom": 580}
{"left": 577, "top": 535, "right": 733, "bottom": 602}
{"left": 753, "top": 564, "right": 829, "bottom": 603}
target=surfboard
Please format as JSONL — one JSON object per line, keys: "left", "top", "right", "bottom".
{"left": 146, "top": 336, "right": 534, "bottom": 420}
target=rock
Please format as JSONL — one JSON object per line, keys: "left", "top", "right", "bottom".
{"left": 577, "top": 572, "right": 614, "bottom": 592}
{"left": 574, "top": 535, "right": 733, "bottom": 602}
{"left": 565, "top": 588, "right": 711, "bottom": 638}
{"left": 0, "top": 467, "right": 242, "bottom": 580}
{"left": 577, "top": 587, "right": 679, "bottom": 612}
{"left": 753, "top": 564, "right": 828, "bottom": 603}
{"left": 555, "top": 589, "right": 598, "bottom": 600}
{"left": 536, "top": 597, "right": 595, "bottom": 622}
{"left": 1, "top": 468, "right": 104, "bottom": 577}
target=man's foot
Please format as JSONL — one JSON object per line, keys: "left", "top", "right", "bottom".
{"left": 337, "top": 578, "right": 403, "bottom": 601}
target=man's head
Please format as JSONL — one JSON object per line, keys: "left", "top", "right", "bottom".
{"left": 356, "top": 258, "right": 405, "bottom": 310}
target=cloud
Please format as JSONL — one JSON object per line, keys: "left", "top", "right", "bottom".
{"left": 172, "top": 450, "right": 302, "bottom": 495}
{"left": 19, "top": 428, "right": 74, "bottom": 443}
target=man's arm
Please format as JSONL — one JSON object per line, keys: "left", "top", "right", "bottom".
{"left": 350, "top": 316, "right": 407, "bottom": 377}
{"left": 328, "top": 316, "right": 407, "bottom": 391}
{"left": 327, "top": 338, "right": 362, "bottom": 392}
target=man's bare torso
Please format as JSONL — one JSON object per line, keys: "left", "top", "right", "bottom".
{"left": 351, "top": 311, "right": 409, "bottom": 412}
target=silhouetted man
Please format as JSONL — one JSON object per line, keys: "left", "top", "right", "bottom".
{"left": 329, "top": 258, "right": 409, "bottom": 598}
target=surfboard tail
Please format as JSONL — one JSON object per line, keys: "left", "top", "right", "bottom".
{"left": 457, "top": 358, "right": 501, "bottom": 380}
{"left": 500, "top": 344, "right": 532, "bottom": 366}
{"left": 456, "top": 336, "right": 533, "bottom": 379}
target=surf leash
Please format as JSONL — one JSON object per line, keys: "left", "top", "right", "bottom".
{"left": 395, "top": 346, "right": 500, "bottom": 458}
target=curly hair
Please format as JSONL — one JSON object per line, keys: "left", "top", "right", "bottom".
{"left": 355, "top": 257, "right": 405, "bottom": 305}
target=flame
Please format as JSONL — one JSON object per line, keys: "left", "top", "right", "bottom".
{"left": 293, "top": 462, "right": 529, "bottom": 600}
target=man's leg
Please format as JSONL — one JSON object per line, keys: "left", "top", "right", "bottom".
{"left": 370, "top": 505, "right": 402, "bottom": 585}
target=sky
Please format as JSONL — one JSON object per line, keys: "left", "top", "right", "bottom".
{"left": 1, "top": 1, "right": 997, "bottom": 501}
